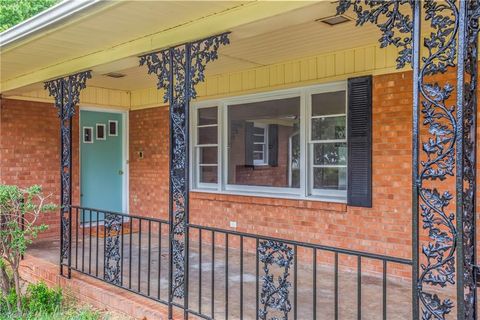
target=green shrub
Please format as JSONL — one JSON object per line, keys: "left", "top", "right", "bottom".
{"left": 0, "top": 184, "right": 54, "bottom": 312}
{"left": 0, "top": 288, "right": 17, "bottom": 315}
{"left": 25, "top": 282, "right": 62, "bottom": 314}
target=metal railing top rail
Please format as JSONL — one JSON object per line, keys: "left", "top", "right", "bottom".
{"left": 70, "top": 205, "right": 411, "bottom": 266}
{"left": 188, "top": 223, "right": 412, "bottom": 265}
{"left": 70, "top": 205, "right": 169, "bottom": 224}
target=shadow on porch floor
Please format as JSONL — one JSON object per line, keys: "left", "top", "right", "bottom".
{"left": 24, "top": 234, "right": 420, "bottom": 320}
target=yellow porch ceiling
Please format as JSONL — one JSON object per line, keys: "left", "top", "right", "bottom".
{"left": 1, "top": 1, "right": 318, "bottom": 93}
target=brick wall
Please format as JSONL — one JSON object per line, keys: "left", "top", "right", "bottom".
{"left": 1, "top": 69, "right": 477, "bottom": 273}
{"left": 126, "top": 71, "right": 413, "bottom": 265}
{"left": 129, "top": 106, "right": 170, "bottom": 221}
{"left": 0, "top": 98, "right": 79, "bottom": 238}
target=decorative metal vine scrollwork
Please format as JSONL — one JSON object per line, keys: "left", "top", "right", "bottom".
{"left": 258, "top": 240, "right": 294, "bottom": 320}
{"left": 44, "top": 71, "right": 91, "bottom": 265}
{"left": 337, "top": 0, "right": 414, "bottom": 69}
{"left": 417, "top": 2, "right": 459, "bottom": 319}
{"left": 104, "top": 213, "right": 123, "bottom": 285}
{"left": 338, "top": 0, "right": 480, "bottom": 319}
{"left": 461, "top": 2, "right": 480, "bottom": 319}
{"left": 139, "top": 33, "right": 229, "bottom": 299}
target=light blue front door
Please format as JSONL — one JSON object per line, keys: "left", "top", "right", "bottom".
{"left": 80, "top": 110, "right": 124, "bottom": 221}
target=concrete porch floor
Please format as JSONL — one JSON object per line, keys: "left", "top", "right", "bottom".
{"left": 25, "top": 232, "right": 421, "bottom": 320}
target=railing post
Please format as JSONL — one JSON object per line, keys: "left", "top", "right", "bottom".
{"left": 140, "top": 33, "right": 229, "bottom": 319}
{"left": 411, "top": 1, "right": 421, "bottom": 319}
{"left": 457, "top": 2, "right": 479, "bottom": 319}
{"left": 45, "top": 71, "right": 91, "bottom": 278}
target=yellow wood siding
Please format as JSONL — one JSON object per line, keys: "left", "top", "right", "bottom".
{"left": 130, "top": 43, "right": 402, "bottom": 109}
{"left": 7, "top": 87, "right": 130, "bottom": 109}
{"left": 9, "top": 42, "right": 402, "bottom": 109}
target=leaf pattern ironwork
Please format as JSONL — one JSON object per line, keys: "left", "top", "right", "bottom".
{"left": 139, "top": 33, "right": 229, "bottom": 299}
{"left": 418, "top": 2, "right": 459, "bottom": 319}
{"left": 104, "top": 213, "right": 123, "bottom": 285}
{"left": 44, "top": 71, "right": 91, "bottom": 263}
{"left": 461, "top": 2, "right": 480, "bottom": 319}
{"left": 337, "top": 0, "right": 480, "bottom": 319}
{"left": 337, "top": 0, "right": 414, "bottom": 69}
{"left": 258, "top": 240, "right": 294, "bottom": 320}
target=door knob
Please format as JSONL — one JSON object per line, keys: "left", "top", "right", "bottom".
{"left": 118, "top": 170, "right": 124, "bottom": 175}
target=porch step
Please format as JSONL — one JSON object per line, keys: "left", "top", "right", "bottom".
{"left": 20, "top": 255, "right": 180, "bottom": 319}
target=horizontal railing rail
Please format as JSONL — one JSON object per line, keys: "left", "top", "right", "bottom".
{"left": 186, "top": 223, "right": 412, "bottom": 320}
{"left": 65, "top": 206, "right": 412, "bottom": 320}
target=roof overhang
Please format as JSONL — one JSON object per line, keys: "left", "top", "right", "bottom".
{"left": 0, "top": 0, "right": 119, "bottom": 49}
{"left": 0, "top": 1, "right": 317, "bottom": 93}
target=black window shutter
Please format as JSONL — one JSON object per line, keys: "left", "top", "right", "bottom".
{"left": 244, "top": 121, "right": 254, "bottom": 167}
{"left": 347, "top": 75, "right": 372, "bottom": 207}
{"left": 268, "top": 124, "right": 278, "bottom": 167}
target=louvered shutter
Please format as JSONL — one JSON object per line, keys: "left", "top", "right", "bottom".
{"left": 347, "top": 76, "right": 372, "bottom": 207}
{"left": 268, "top": 124, "right": 278, "bottom": 167}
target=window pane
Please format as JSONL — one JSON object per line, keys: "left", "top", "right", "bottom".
{"left": 227, "top": 97, "right": 301, "bottom": 188}
{"left": 199, "top": 146, "right": 217, "bottom": 164}
{"left": 313, "top": 167, "right": 347, "bottom": 190}
{"left": 311, "top": 116, "right": 346, "bottom": 140}
{"left": 312, "top": 91, "right": 346, "bottom": 116}
{"left": 109, "top": 121, "right": 117, "bottom": 136}
{"left": 198, "top": 126, "right": 217, "bottom": 145}
{"left": 200, "top": 166, "right": 217, "bottom": 183}
{"left": 253, "top": 152, "right": 263, "bottom": 160}
{"left": 253, "top": 144, "right": 264, "bottom": 152}
{"left": 253, "top": 135, "right": 265, "bottom": 143}
{"left": 198, "top": 107, "right": 218, "bottom": 125}
{"left": 314, "top": 143, "right": 347, "bottom": 165}
{"left": 253, "top": 127, "right": 264, "bottom": 135}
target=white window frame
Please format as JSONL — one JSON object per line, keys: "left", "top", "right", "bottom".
{"left": 108, "top": 120, "right": 118, "bottom": 136}
{"left": 193, "top": 104, "right": 221, "bottom": 190}
{"left": 252, "top": 122, "right": 269, "bottom": 166}
{"left": 190, "top": 81, "right": 348, "bottom": 203}
{"left": 96, "top": 123, "right": 106, "bottom": 140}
{"left": 83, "top": 126, "right": 94, "bottom": 144}
{"left": 306, "top": 83, "right": 348, "bottom": 200}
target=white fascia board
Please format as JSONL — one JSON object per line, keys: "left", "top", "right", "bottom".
{"left": 0, "top": 0, "right": 107, "bottom": 48}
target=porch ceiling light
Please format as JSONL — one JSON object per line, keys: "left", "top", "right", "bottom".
{"left": 316, "top": 14, "right": 351, "bottom": 26}
{"left": 104, "top": 72, "right": 126, "bottom": 78}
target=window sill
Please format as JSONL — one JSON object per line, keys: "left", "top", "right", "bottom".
{"left": 190, "top": 188, "right": 348, "bottom": 212}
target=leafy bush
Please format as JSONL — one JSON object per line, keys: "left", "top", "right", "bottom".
{"left": 0, "top": 288, "right": 17, "bottom": 315}
{"left": 25, "top": 282, "right": 62, "bottom": 315}
{"left": 0, "top": 185, "right": 55, "bottom": 314}
{"left": 0, "top": 282, "right": 101, "bottom": 320}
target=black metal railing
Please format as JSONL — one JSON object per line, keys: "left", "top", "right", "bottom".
{"left": 70, "top": 205, "right": 170, "bottom": 305}
{"left": 186, "top": 224, "right": 412, "bottom": 320}
{"left": 67, "top": 206, "right": 412, "bottom": 319}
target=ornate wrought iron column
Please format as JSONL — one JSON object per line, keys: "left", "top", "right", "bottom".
{"left": 338, "top": 1, "right": 479, "bottom": 319}
{"left": 139, "top": 33, "right": 229, "bottom": 318}
{"left": 44, "top": 71, "right": 91, "bottom": 278}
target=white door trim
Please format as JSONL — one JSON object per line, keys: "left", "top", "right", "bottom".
{"left": 79, "top": 106, "right": 129, "bottom": 214}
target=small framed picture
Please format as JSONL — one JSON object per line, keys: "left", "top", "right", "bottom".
{"left": 108, "top": 120, "right": 118, "bottom": 136}
{"left": 96, "top": 123, "right": 106, "bottom": 140}
{"left": 83, "top": 127, "right": 93, "bottom": 144}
